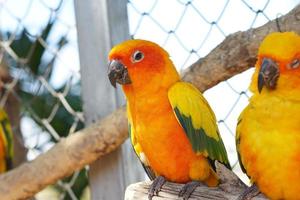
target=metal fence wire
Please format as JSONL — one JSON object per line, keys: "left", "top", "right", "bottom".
{"left": 0, "top": 0, "right": 298, "bottom": 199}
{"left": 0, "top": 0, "right": 86, "bottom": 199}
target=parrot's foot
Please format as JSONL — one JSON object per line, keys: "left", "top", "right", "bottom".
{"left": 178, "top": 181, "right": 202, "bottom": 200}
{"left": 237, "top": 184, "right": 260, "bottom": 200}
{"left": 148, "top": 176, "right": 166, "bottom": 200}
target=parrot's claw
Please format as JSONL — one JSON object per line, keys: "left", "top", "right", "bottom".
{"left": 178, "top": 181, "right": 202, "bottom": 200}
{"left": 237, "top": 184, "right": 260, "bottom": 200}
{"left": 148, "top": 176, "right": 166, "bottom": 200}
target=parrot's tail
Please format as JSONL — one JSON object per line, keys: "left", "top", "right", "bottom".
{"left": 204, "top": 169, "right": 218, "bottom": 187}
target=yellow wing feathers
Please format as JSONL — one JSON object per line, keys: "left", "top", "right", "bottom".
{"left": 0, "top": 108, "right": 13, "bottom": 172}
{"left": 168, "top": 82, "right": 218, "bottom": 140}
{"left": 168, "top": 82, "right": 230, "bottom": 168}
{"left": 235, "top": 106, "right": 249, "bottom": 174}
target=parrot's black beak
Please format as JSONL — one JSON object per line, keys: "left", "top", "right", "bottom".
{"left": 257, "top": 58, "right": 280, "bottom": 93}
{"left": 108, "top": 60, "right": 132, "bottom": 88}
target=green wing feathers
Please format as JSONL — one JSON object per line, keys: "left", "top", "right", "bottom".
{"left": 0, "top": 109, "right": 13, "bottom": 171}
{"left": 168, "top": 82, "right": 231, "bottom": 169}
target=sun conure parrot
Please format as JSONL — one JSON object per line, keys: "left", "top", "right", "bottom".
{"left": 236, "top": 32, "right": 300, "bottom": 200}
{"left": 0, "top": 108, "right": 13, "bottom": 173}
{"left": 108, "top": 39, "right": 231, "bottom": 199}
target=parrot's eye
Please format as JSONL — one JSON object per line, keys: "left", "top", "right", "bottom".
{"left": 132, "top": 51, "right": 144, "bottom": 63}
{"left": 288, "top": 59, "right": 300, "bottom": 69}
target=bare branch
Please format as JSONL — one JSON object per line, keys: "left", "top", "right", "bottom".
{"left": 0, "top": 4, "right": 299, "bottom": 200}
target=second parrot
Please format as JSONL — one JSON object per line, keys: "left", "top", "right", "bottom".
{"left": 236, "top": 32, "right": 300, "bottom": 199}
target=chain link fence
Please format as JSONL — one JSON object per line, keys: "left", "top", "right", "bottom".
{"left": 0, "top": 0, "right": 298, "bottom": 199}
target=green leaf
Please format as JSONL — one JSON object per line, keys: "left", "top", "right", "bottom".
{"left": 27, "top": 22, "right": 54, "bottom": 74}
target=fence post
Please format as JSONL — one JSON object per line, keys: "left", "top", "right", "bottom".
{"left": 74, "top": 0, "right": 145, "bottom": 199}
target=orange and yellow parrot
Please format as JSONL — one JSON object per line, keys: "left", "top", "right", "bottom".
{"left": 108, "top": 40, "right": 230, "bottom": 199}
{"left": 236, "top": 32, "right": 300, "bottom": 199}
{"left": 0, "top": 108, "right": 13, "bottom": 173}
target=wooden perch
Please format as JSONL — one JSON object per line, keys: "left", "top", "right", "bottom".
{"left": 0, "top": 4, "right": 299, "bottom": 200}
{"left": 125, "top": 163, "right": 267, "bottom": 200}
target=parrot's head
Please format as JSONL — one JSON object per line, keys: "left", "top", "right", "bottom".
{"left": 107, "top": 40, "right": 179, "bottom": 94}
{"left": 251, "top": 32, "right": 300, "bottom": 99}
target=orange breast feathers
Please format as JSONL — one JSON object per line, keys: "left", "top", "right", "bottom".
{"left": 126, "top": 86, "right": 217, "bottom": 185}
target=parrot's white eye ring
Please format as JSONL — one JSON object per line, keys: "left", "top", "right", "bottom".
{"left": 132, "top": 50, "right": 144, "bottom": 63}
{"left": 288, "top": 59, "right": 300, "bottom": 69}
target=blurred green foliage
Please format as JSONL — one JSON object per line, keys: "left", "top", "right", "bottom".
{"left": 3, "top": 18, "right": 88, "bottom": 200}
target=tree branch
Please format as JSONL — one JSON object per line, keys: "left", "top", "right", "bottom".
{"left": 0, "top": 108, "right": 127, "bottom": 200}
{"left": 0, "top": 4, "right": 299, "bottom": 200}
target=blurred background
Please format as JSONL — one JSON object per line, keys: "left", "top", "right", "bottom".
{"left": 0, "top": 0, "right": 298, "bottom": 199}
